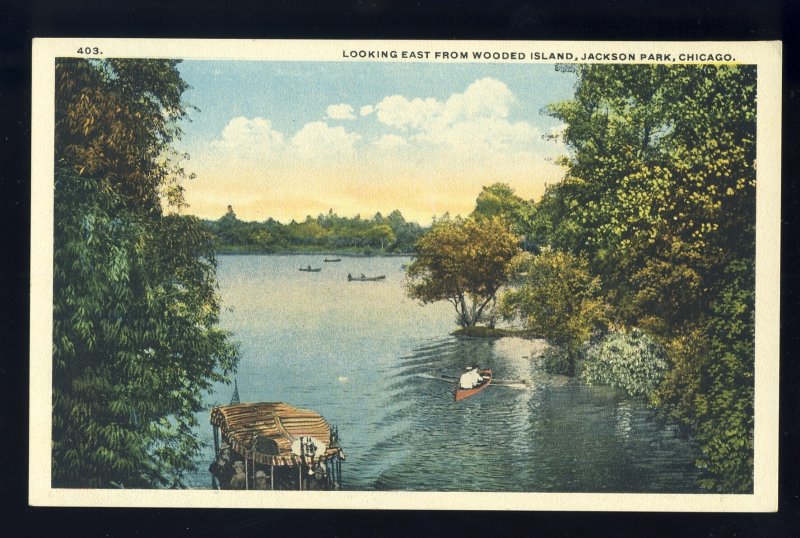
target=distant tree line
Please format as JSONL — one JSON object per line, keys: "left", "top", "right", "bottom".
{"left": 204, "top": 206, "right": 426, "bottom": 254}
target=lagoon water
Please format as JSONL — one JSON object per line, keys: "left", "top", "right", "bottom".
{"left": 186, "top": 254, "right": 701, "bottom": 492}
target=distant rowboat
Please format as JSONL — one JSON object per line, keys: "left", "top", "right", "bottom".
{"left": 299, "top": 267, "right": 322, "bottom": 272}
{"left": 347, "top": 274, "right": 385, "bottom": 282}
{"left": 323, "top": 258, "right": 342, "bottom": 262}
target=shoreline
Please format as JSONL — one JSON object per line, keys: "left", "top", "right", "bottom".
{"left": 215, "top": 250, "right": 413, "bottom": 258}
{"left": 451, "top": 326, "right": 534, "bottom": 339}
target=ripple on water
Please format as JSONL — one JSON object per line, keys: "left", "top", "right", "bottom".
{"left": 185, "top": 256, "right": 702, "bottom": 492}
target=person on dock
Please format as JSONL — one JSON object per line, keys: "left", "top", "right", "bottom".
{"left": 209, "top": 442, "right": 234, "bottom": 489}
{"left": 459, "top": 366, "right": 484, "bottom": 389}
{"left": 229, "top": 460, "right": 247, "bottom": 489}
{"left": 254, "top": 470, "right": 269, "bottom": 490}
{"left": 308, "top": 463, "right": 327, "bottom": 490}
{"left": 209, "top": 454, "right": 231, "bottom": 489}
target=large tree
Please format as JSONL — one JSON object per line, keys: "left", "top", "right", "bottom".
{"left": 543, "top": 64, "right": 756, "bottom": 335}
{"left": 406, "top": 215, "right": 520, "bottom": 328}
{"left": 53, "top": 59, "right": 238, "bottom": 488}
{"left": 471, "top": 182, "right": 537, "bottom": 252}
{"left": 471, "top": 183, "right": 526, "bottom": 228}
{"left": 533, "top": 64, "right": 756, "bottom": 492}
{"left": 500, "top": 250, "right": 609, "bottom": 375}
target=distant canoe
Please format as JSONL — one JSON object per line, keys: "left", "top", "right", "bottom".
{"left": 323, "top": 258, "right": 342, "bottom": 262}
{"left": 347, "top": 275, "right": 385, "bottom": 281}
{"left": 299, "top": 267, "right": 322, "bottom": 272}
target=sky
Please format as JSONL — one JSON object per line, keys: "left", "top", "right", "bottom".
{"left": 174, "top": 60, "right": 577, "bottom": 224}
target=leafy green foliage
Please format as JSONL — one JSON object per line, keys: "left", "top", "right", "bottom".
{"left": 472, "top": 182, "right": 540, "bottom": 252}
{"left": 541, "top": 64, "right": 756, "bottom": 335}
{"left": 55, "top": 58, "right": 192, "bottom": 213}
{"left": 204, "top": 207, "right": 422, "bottom": 254}
{"left": 654, "top": 259, "right": 754, "bottom": 492}
{"left": 528, "top": 64, "right": 757, "bottom": 492}
{"left": 690, "top": 259, "right": 754, "bottom": 492}
{"left": 471, "top": 183, "right": 524, "bottom": 227}
{"left": 539, "top": 345, "right": 572, "bottom": 376}
{"left": 582, "top": 329, "right": 667, "bottom": 398}
{"left": 406, "top": 215, "right": 521, "bottom": 328}
{"left": 500, "top": 250, "right": 609, "bottom": 375}
{"left": 53, "top": 59, "right": 238, "bottom": 488}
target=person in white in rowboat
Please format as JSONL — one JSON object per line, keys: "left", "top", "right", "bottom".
{"left": 459, "top": 365, "right": 485, "bottom": 389}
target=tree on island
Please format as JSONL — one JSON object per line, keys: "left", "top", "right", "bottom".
{"left": 53, "top": 58, "right": 238, "bottom": 488}
{"left": 406, "top": 215, "right": 520, "bottom": 328}
{"left": 472, "top": 183, "right": 527, "bottom": 231}
{"left": 472, "top": 182, "right": 538, "bottom": 252}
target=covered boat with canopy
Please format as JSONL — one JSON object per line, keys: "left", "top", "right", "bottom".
{"left": 210, "top": 402, "right": 344, "bottom": 490}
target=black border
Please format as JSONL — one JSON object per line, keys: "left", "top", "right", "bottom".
{"left": 4, "top": 0, "right": 798, "bottom": 536}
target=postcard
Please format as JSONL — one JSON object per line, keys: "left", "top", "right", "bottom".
{"left": 30, "top": 38, "right": 781, "bottom": 510}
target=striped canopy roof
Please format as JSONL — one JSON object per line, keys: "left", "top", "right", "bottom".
{"left": 211, "top": 402, "right": 342, "bottom": 467}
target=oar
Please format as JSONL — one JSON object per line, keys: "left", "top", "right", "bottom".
{"left": 491, "top": 380, "right": 529, "bottom": 389}
{"left": 419, "top": 373, "right": 529, "bottom": 389}
{"left": 492, "top": 377, "right": 528, "bottom": 384}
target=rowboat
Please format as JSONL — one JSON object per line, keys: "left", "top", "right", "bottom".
{"left": 323, "top": 258, "right": 341, "bottom": 262}
{"left": 299, "top": 267, "right": 322, "bottom": 272}
{"left": 347, "top": 275, "right": 385, "bottom": 281}
{"left": 454, "top": 369, "right": 492, "bottom": 401}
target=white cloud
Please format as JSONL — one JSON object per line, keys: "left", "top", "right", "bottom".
{"left": 209, "top": 116, "right": 284, "bottom": 154}
{"left": 370, "top": 78, "right": 543, "bottom": 160}
{"left": 373, "top": 77, "right": 516, "bottom": 134}
{"left": 186, "top": 81, "right": 567, "bottom": 223}
{"left": 291, "top": 121, "right": 362, "bottom": 159}
{"left": 201, "top": 116, "right": 363, "bottom": 170}
{"left": 451, "top": 77, "right": 515, "bottom": 119}
{"left": 375, "top": 95, "right": 444, "bottom": 131}
{"left": 373, "top": 134, "right": 406, "bottom": 150}
{"left": 326, "top": 103, "right": 356, "bottom": 120}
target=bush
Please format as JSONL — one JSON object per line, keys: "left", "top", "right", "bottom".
{"left": 582, "top": 329, "right": 667, "bottom": 397}
{"left": 540, "top": 345, "right": 572, "bottom": 375}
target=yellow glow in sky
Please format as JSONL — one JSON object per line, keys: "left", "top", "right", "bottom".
{"left": 176, "top": 74, "right": 571, "bottom": 224}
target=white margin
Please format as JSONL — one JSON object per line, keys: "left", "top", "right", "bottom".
{"left": 29, "top": 38, "right": 782, "bottom": 511}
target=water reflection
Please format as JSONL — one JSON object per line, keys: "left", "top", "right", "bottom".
{"left": 615, "top": 400, "right": 633, "bottom": 439}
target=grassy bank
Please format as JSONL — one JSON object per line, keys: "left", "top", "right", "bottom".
{"left": 451, "top": 326, "right": 532, "bottom": 338}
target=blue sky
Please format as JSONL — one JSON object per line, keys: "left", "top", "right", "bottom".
{"left": 174, "top": 60, "right": 577, "bottom": 223}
